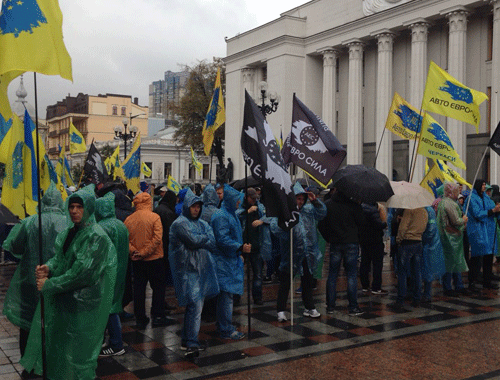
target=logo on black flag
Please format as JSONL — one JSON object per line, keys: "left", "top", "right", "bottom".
{"left": 83, "top": 143, "right": 109, "bottom": 185}
{"left": 489, "top": 121, "right": 500, "bottom": 157}
{"left": 241, "top": 90, "right": 299, "bottom": 231}
{"left": 282, "top": 94, "right": 346, "bottom": 185}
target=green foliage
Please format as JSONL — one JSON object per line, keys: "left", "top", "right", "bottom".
{"left": 170, "top": 59, "right": 225, "bottom": 149}
{"left": 100, "top": 144, "right": 114, "bottom": 160}
{"left": 71, "top": 163, "right": 83, "bottom": 185}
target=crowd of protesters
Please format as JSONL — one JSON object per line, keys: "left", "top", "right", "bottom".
{"left": 2, "top": 175, "right": 500, "bottom": 378}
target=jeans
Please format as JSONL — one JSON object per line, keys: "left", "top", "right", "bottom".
{"left": 442, "top": 272, "right": 464, "bottom": 291}
{"left": 248, "top": 252, "right": 263, "bottom": 301}
{"left": 216, "top": 291, "right": 235, "bottom": 337}
{"left": 106, "top": 313, "right": 123, "bottom": 350}
{"left": 359, "top": 241, "right": 385, "bottom": 291}
{"left": 326, "top": 243, "right": 359, "bottom": 311}
{"left": 397, "top": 242, "right": 423, "bottom": 303}
{"left": 133, "top": 258, "right": 166, "bottom": 319}
{"left": 182, "top": 299, "right": 204, "bottom": 348}
{"left": 276, "top": 258, "right": 315, "bottom": 312}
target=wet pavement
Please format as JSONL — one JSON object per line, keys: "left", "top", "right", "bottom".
{"left": 1, "top": 254, "right": 500, "bottom": 379}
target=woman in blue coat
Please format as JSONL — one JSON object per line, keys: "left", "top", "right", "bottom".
{"left": 466, "top": 179, "right": 500, "bottom": 290}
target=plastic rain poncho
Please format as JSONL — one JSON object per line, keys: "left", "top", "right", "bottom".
{"left": 421, "top": 207, "right": 446, "bottom": 281}
{"left": 484, "top": 193, "right": 498, "bottom": 256}
{"left": 437, "top": 197, "right": 468, "bottom": 273}
{"left": 2, "top": 183, "right": 67, "bottom": 331}
{"left": 465, "top": 189, "right": 496, "bottom": 257}
{"left": 200, "top": 184, "right": 219, "bottom": 224}
{"left": 211, "top": 184, "right": 245, "bottom": 295}
{"left": 20, "top": 186, "right": 117, "bottom": 380}
{"left": 96, "top": 192, "right": 129, "bottom": 314}
{"left": 270, "top": 217, "right": 307, "bottom": 277}
{"left": 169, "top": 189, "right": 219, "bottom": 306}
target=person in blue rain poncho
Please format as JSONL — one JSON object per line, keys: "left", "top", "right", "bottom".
{"left": 273, "top": 182, "right": 326, "bottom": 322}
{"left": 169, "top": 189, "right": 219, "bottom": 357}
{"left": 211, "top": 184, "right": 249, "bottom": 340}
{"left": 2, "top": 183, "right": 67, "bottom": 359}
{"left": 421, "top": 206, "right": 446, "bottom": 302}
{"left": 465, "top": 179, "right": 500, "bottom": 291}
{"left": 21, "top": 185, "right": 117, "bottom": 380}
{"left": 200, "top": 184, "right": 219, "bottom": 223}
{"left": 95, "top": 192, "right": 130, "bottom": 357}
{"left": 175, "top": 188, "right": 189, "bottom": 216}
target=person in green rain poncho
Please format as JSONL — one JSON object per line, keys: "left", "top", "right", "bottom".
{"left": 2, "top": 183, "right": 67, "bottom": 358}
{"left": 95, "top": 192, "right": 129, "bottom": 357}
{"left": 20, "top": 185, "right": 117, "bottom": 380}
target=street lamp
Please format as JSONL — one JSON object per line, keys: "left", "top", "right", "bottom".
{"left": 113, "top": 113, "right": 144, "bottom": 159}
{"left": 257, "top": 81, "right": 280, "bottom": 119}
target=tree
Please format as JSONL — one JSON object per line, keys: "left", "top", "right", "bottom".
{"left": 170, "top": 59, "right": 225, "bottom": 150}
{"left": 71, "top": 163, "right": 83, "bottom": 185}
{"left": 100, "top": 144, "right": 115, "bottom": 160}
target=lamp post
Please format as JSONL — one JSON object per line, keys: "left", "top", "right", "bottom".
{"left": 257, "top": 81, "right": 280, "bottom": 119}
{"left": 113, "top": 113, "right": 144, "bottom": 160}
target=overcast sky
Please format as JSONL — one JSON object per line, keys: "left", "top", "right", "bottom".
{"left": 7, "top": 0, "right": 306, "bottom": 117}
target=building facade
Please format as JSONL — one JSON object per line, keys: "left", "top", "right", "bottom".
{"left": 224, "top": 0, "right": 500, "bottom": 184}
{"left": 148, "top": 70, "right": 189, "bottom": 121}
{"left": 46, "top": 93, "right": 148, "bottom": 158}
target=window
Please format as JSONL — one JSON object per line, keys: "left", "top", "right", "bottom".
{"left": 488, "top": 14, "right": 493, "bottom": 62}
{"left": 121, "top": 106, "right": 126, "bottom": 116}
{"left": 189, "top": 164, "right": 196, "bottom": 180}
{"left": 203, "top": 164, "right": 210, "bottom": 180}
{"left": 164, "top": 163, "right": 172, "bottom": 178}
{"left": 112, "top": 105, "right": 117, "bottom": 115}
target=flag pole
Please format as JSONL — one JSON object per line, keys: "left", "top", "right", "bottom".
{"left": 373, "top": 128, "right": 387, "bottom": 168}
{"left": 34, "top": 72, "right": 48, "bottom": 380}
{"left": 408, "top": 110, "right": 424, "bottom": 183}
{"left": 464, "top": 145, "right": 488, "bottom": 216}
{"left": 290, "top": 165, "right": 296, "bottom": 327}
{"left": 243, "top": 140, "right": 252, "bottom": 338}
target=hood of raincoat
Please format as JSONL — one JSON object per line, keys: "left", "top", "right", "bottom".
{"left": 159, "top": 189, "right": 177, "bottom": 211}
{"left": 133, "top": 192, "right": 152, "bottom": 211}
{"left": 182, "top": 188, "right": 203, "bottom": 220}
{"left": 95, "top": 192, "right": 115, "bottom": 222}
{"left": 202, "top": 184, "right": 219, "bottom": 207}
{"left": 474, "top": 179, "right": 485, "bottom": 197}
{"left": 178, "top": 188, "right": 188, "bottom": 202}
{"left": 41, "top": 182, "right": 64, "bottom": 214}
{"left": 66, "top": 184, "right": 96, "bottom": 227}
{"left": 222, "top": 184, "right": 243, "bottom": 213}
{"left": 293, "top": 182, "right": 307, "bottom": 196}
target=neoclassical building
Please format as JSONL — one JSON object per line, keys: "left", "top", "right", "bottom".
{"left": 224, "top": 0, "right": 500, "bottom": 184}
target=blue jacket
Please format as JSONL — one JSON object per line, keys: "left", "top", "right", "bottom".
{"left": 270, "top": 217, "right": 307, "bottom": 276}
{"left": 466, "top": 189, "right": 496, "bottom": 257}
{"left": 168, "top": 189, "right": 219, "bottom": 306}
{"left": 236, "top": 199, "right": 273, "bottom": 261}
{"left": 211, "top": 185, "right": 245, "bottom": 295}
{"left": 484, "top": 194, "right": 498, "bottom": 256}
{"left": 421, "top": 207, "right": 446, "bottom": 282}
{"left": 200, "top": 184, "right": 219, "bottom": 224}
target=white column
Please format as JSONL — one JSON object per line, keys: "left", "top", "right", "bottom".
{"left": 241, "top": 68, "right": 255, "bottom": 99}
{"left": 490, "top": 0, "right": 500, "bottom": 184}
{"left": 404, "top": 19, "right": 429, "bottom": 183}
{"left": 320, "top": 48, "right": 339, "bottom": 134}
{"left": 372, "top": 30, "right": 395, "bottom": 178}
{"left": 345, "top": 39, "right": 365, "bottom": 165}
{"left": 442, "top": 7, "right": 470, "bottom": 178}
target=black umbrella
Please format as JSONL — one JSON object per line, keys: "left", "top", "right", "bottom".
{"left": 331, "top": 164, "right": 394, "bottom": 203}
{"left": 0, "top": 204, "right": 20, "bottom": 224}
{"left": 229, "top": 176, "right": 262, "bottom": 191}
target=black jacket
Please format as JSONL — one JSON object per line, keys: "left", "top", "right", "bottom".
{"left": 154, "top": 190, "right": 178, "bottom": 254}
{"left": 359, "top": 203, "right": 387, "bottom": 245}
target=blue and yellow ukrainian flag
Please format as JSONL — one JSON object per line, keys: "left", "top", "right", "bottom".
{"left": 435, "top": 159, "right": 471, "bottom": 189}
{"left": 190, "top": 146, "right": 203, "bottom": 174}
{"left": 69, "top": 122, "right": 86, "bottom": 154}
{"left": 0, "top": 71, "right": 24, "bottom": 145}
{"left": 0, "top": 0, "right": 72, "bottom": 81}
{"left": 141, "top": 162, "right": 152, "bottom": 177}
{"left": 385, "top": 92, "right": 422, "bottom": 140}
{"left": 417, "top": 113, "right": 466, "bottom": 170}
{"left": 167, "top": 175, "right": 181, "bottom": 194}
{"left": 202, "top": 67, "right": 225, "bottom": 156}
{"left": 55, "top": 145, "right": 74, "bottom": 187}
{"left": 420, "top": 162, "right": 446, "bottom": 198}
{"left": 422, "top": 61, "right": 488, "bottom": 131}
{"left": 120, "top": 133, "right": 141, "bottom": 194}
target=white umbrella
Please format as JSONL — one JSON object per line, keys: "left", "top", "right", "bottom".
{"left": 385, "top": 181, "right": 435, "bottom": 209}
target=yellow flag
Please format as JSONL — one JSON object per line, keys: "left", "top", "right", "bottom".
{"left": 190, "top": 146, "right": 203, "bottom": 174}
{"left": 120, "top": 133, "right": 141, "bottom": 194}
{"left": 141, "top": 162, "right": 152, "bottom": 177}
{"left": 167, "top": 175, "right": 181, "bottom": 194}
{"left": 69, "top": 123, "right": 86, "bottom": 154}
{"left": 435, "top": 159, "right": 471, "bottom": 189}
{"left": 422, "top": 61, "right": 488, "bottom": 131}
{"left": 202, "top": 67, "right": 225, "bottom": 156}
{"left": 0, "top": 71, "right": 25, "bottom": 147}
{"left": 420, "top": 162, "right": 447, "bottom": 198}
{"left": 0, "top": 0, "right": 72, "bottom": 81}
{"left": 418, "top": 113, "right": 466, "bottom": 170}
{"left": 385, "top": 92, "right": 422, "bottom": 140}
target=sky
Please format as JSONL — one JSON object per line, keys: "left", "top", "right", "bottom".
{"left": 6, "top": 0, "right": 307, "bottom": 118}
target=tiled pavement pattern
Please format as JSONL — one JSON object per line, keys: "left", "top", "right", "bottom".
{"left": 1, "top": 257, "right": 500, "bottom": 379}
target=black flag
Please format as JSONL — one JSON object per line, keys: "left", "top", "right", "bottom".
{"left": 281, "top": 94, "right": 346, "bottom": 185}
{"left": 241, "top": 90, "right": 299, "bottom": 231}
{"left": 488, "top": 121, "right": 500, "bottom": 156}
{"left": 83, "top": 143, "right": 109, "bottom": 185}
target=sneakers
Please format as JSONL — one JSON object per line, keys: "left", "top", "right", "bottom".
{"left": 277, "top": 311, "right": 287, "bottom": 322}
{"left": 326, "top": 308, "right": 335, "bottom": 314}
{"left": 263, "top": 276, "right": 273, "bottom": 284}
{"left": 295, "top": 287, "right": 302, "bottom": 294}
{"left": 371, "top": 289, "right": 388, "bottom": 295}
{"left": 184, "top": 347, "right": 200, "bottom": 358}
{"left": 303, "top": 309, "right": 321, "bottom": 318}
{"left": 222, "top": 331, "right": 245, "bottom": 340}
{"left": 152, "top": 315, "right": 176, "bottom": 327}
{"left": 99, "top": 346, "right": 125, "bottom": 357}
{"left": 181, "top": 343, "right": 207, "bottom": 351}
{"left": 348, "top": 308, "right": 364, "bottom": 317}
{"left": 362, "top": 288, "right": 370, "bottom": 294}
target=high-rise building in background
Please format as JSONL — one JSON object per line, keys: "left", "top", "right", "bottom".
{"left": 148, "top": 70, "right": 189, "bottom": 122}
